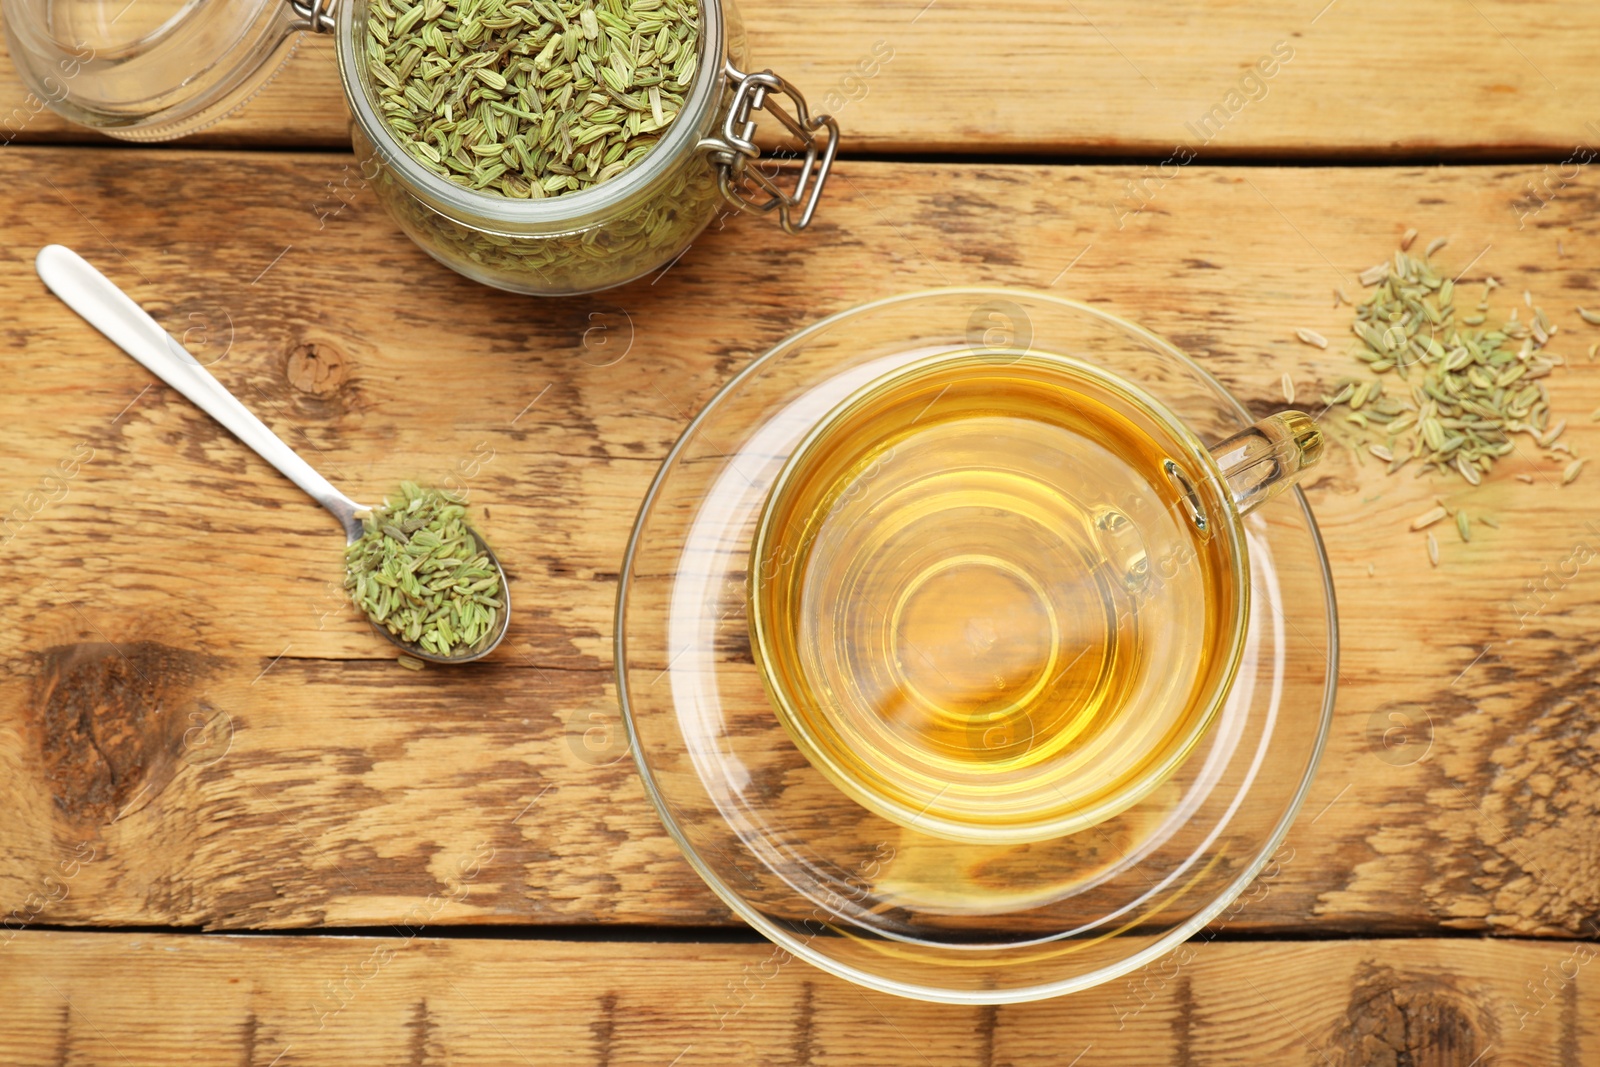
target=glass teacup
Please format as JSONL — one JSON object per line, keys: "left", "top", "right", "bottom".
{"left": 750, "top": 344, "right": 1322, "bottom": 844}
{"left": 616, "top": 289, "right": 1337, "bottom": 1002}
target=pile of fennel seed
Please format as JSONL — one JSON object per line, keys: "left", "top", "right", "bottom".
{"left": 1315, "top": 240, "right": 1581, "bottom": 490}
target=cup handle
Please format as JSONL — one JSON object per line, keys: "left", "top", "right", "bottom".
{"left": 1208, "top": 411, "right": 1324, "bottom": 517}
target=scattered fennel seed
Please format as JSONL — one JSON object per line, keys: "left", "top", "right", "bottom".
{"left": 1296, "top": 327, "right": 1329, "bottom": 349}
{"left": 1401, "top": 227, "right": 1418, "bottom": 251}
{"left": 1359, "top": 262, "right": 1389, "bottom": 287}
{"left": 1427, "top": 531, "right": 1440, "bottom": 567}
{"left": 1456, "top": 510, "right": 1471, "bottom": 542}
{"left": 1321, "top": 235, "right": 1573, "bottom": 489}
{"left": 1577, "top": 307, "right": 1600, "bottom": 326}
{"left": 1410, "top": 505, "right": 1448, "bottom": 531}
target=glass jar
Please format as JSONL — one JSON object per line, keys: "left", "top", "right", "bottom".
{"left": 2, "top": 0, "right": 838, "bottom": 295}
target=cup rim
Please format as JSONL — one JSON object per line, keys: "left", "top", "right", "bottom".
{"left": 746, "top": 346, "right": 1253, "bottom": 844}
{"left": 615, "top": 286, "right": 1339, "bottom": 1003}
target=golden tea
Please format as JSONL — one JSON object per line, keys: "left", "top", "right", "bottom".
{"left": 750, "top": 352, "right": 1248, "bottom": 842}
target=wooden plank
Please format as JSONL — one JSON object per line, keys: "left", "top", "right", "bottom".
{"left": 4, "top": 1, "right": 1600, "bottom": 154}
{"left": 1, "top": 147, "right": 1598, "bottom": 936}
{"left": 0, "top": 931, "right": 1591, "bottom": 1065}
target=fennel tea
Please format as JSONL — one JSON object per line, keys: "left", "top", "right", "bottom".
{"left": 750, "top": 353, "right": 1247, "bottom": 842}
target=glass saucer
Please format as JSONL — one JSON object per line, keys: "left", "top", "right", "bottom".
{"left": 616, "top": 289, "right": 1337, "bottom": 1003}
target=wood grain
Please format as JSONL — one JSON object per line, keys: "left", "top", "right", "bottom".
{"left": 0, "top": 930, "right": 1592, "bottom": 1065}
{"left": 1, "top": 147, "right": 1598, "bottom": 939}
{"left": 4, "top": 1, "right": 1600, "bottom": 155}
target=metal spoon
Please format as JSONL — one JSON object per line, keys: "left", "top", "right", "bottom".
{"left": 35, "top": 244, "right": 510, "bottom": 664}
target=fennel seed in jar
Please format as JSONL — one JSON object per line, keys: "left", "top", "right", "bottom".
{"left": 365, "top": 0, "right": 702, "bottom": 199}
{"left": 344, "top": 482, "right": 505, "bottom": 658}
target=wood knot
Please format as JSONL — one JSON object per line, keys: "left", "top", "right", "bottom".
{"left": 1417, "top": 642, "right": 1600, "bottom": 935}
{"left": 1330, "top": 961, "right": 1495, "bottom": 1067}
{"left": 285, "top": 341, "right": 349, "bottom": 397}
{"left": 28, "top": 641, "right": 222, "bottom": 825}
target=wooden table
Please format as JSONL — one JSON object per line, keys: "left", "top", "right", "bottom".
{"left": 3, "top": 3, "right": 1599, "bottom": 1063}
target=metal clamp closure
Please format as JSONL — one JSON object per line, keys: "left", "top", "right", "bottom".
{"left": 290, "top": 0, "right": 337, "bottom": 33}
{"left": 699, "top": 62, "right": 839, "bottom": 235}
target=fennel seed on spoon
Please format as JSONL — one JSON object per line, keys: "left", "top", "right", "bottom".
{"left": 344, "top": 482, "right": 505, "bottom": 658}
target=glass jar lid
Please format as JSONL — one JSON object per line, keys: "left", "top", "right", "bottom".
{"left": 1, "top": 0, "right": 320, "bottom": 141}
